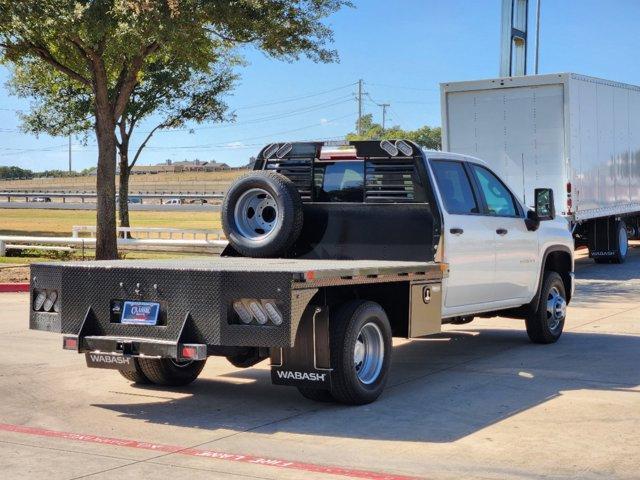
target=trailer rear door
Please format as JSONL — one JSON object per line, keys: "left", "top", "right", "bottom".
{"left": 444, "top": 84, "right": 566, "bottom": 212}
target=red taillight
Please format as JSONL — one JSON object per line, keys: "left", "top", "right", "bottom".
{"left": 63, "top": 337, "right": 78, "bottom": 350}
{"left": 181, "top": 346, "right": 197, "bottom": 359}
{"left": 305, "top": 271, "right": 316, "bottom": 281}
{"left": 566, "top": 182, "right": 572, "bottom": 194}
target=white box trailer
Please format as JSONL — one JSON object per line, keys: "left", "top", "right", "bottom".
{"left": 441, "top": 72, "right": 640, "bottom": 262}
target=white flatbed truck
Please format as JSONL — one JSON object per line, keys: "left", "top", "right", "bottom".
{"left": 30, "top": 140, "right": 574, "bottom": 405}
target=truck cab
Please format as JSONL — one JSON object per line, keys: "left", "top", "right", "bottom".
{"left": 426, "top": 152, "right": 574, "bottom": 319}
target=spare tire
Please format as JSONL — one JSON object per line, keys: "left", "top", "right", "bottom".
{"left": 222, "top": 171, "right": 303, "bottom": 257}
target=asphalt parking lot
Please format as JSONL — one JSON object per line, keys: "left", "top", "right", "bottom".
{"left": 0, "top": 248, "right": 638, "bottom": 480}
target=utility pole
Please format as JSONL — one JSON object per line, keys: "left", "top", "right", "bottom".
{"left": 381, "top": 103, "right": 390, "bottom": 132}
{"left": 357, "top": 79, "right": 363, "bottom": 136}
{"left": 534, "top": 0, "right": 541, "bottom": 74}
{"left": 68, "top": 136, "right": 72, "bottom": 173}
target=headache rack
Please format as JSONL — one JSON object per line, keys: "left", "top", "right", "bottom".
{"left": 256, "top": 140, "right": 428, "bottom": 204}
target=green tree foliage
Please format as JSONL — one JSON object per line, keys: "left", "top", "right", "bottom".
{"left": 10, "top": 52, "right": 239, "bottom": 228}
{"left": 347, "top": 114, "right": 441, "bottom": 150}
{"left": 0, "top": 166, "right": 34, "bottom": 180}
{"left": 0, "top": 0, "right": 351, "bottom": 258}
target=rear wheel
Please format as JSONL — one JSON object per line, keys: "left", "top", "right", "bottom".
{"left": 611, "top": 220, "right": 628, "bottom": 264}
{"left": 329, "top": 301, "right": 392, "bottom": 405}
{"left": 525, "top": 271, "right": 566, "bottom": 344}
{"left": 118, "top": 358, "right": 150, "bottom": 384}
{"left": 138, "top": 358, "right": 207, "bottom": 386}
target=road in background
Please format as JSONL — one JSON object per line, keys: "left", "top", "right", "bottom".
{"left": 0, "top": 249, "right": 638, "bottom": 479}
{"left": 0, "top": 202, "right": 220, "bottom": 212}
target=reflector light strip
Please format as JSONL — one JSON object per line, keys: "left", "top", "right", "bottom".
{"left": 0, "top": 423, "right": 420, "bottom": 480}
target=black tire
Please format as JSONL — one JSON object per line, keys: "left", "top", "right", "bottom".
{"left": 118, "top": 358, "right": 151, "bottom": 384}
{"left": 137, "top": 358, "right": 206, "bottom": 386}
{"left": 297, "top": 387, "right": 335, "bottom": 403}
{"left": 329, "top": 301, "right": 392, "bottom": 405}
{"left": 222, "top": 171, "right": 303, "bottom": 258}
{"left": 525, "top": 271, "right": 566, "bottom": 344}
{"left": 611, "top": 220, "right": 628, "bottom": 264}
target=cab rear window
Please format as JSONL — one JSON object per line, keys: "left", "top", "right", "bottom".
{"left": 314, "top": 161, "right": 364, "bottom": 202}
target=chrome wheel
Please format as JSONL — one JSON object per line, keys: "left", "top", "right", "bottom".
{"left": 353, "top": 322, "right": 384, "bottom": 385}
{"left": 233, "top": 188, "right": 279, "bottom": 240}
{"left": 619, "top": 225, "right": 629, "bottom": 257}
{"left": 546, "top": 286, "right": 566, "bottom": 333}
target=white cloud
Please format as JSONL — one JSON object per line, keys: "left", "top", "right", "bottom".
{"left": 319, "top": 118, "right": 330, "bottom": 125}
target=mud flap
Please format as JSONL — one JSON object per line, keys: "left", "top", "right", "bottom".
{"left": 271, "top": 305, "right": 332, "bottom": 389}
{"left": 588, "top": 217, "right": 623, "bottom": 260}
{"left": 85, "top": 352, "right": 137, "bottom": 372}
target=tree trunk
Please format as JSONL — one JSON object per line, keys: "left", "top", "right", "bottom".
{"left": 118, "top": 152, "right": 131, "bottom": 232}
{"left": 94, "top": 112, "right": 118, "bottom": 260}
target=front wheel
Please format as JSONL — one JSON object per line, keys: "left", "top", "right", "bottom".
{"left": 525, "top": 272, "right": 567, "bottom": 344}
{"left": 329, "top": 301, "right": 392, "bottom": 405}
{"left": 138, "top": 358, "right": 207, "bottom": 386}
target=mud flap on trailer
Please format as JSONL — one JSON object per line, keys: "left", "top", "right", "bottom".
{"left": 588, "top": 217, "right": 623, "bottom": 260}
{"left": 270, "top": 306, "right": 332, "bottom": 389}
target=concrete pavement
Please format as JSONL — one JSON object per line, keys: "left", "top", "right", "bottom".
{"left": 0, "top": 249, "right": 638, "bottom": 479}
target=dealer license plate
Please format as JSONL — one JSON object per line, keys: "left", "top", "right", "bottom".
{"left": 121, "top": 301, "right": 160, "bottom": 326}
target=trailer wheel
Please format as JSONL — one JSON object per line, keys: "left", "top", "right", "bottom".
{"left": 525, "top": 271, "right": 566, "bottom": 344}
{"left": 222, "top": 171, "right": 303, "bottom": 257}
{"left": 118, "top": 359, "right": 151, "bottom": 384}
{"left": 329, "top": 301, "right": 392, "bottom": 405}
{"left": 137, "top": 358, "right": 206, "bottom": 386}
{"left": 611, "top": 220, "right": 628, "bottom": 264}
{"left": 297, "top": 387, "right": 334, "bottom": 402}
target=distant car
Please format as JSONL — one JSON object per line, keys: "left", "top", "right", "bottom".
{"left": 188, "top": 198, "right": 208, "bottom": 204}
{"left": 165, "top": 198, "right": 184, "bottom": 205}
{"left": 127, "top": 196, "right": 142, "bottom": 204}
{"left": 30, "top": 196, "right": 52, "bottom": 203}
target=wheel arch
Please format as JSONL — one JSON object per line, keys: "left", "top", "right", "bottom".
{"left": 535, "top": 246, "right": 573, "bottom": 305}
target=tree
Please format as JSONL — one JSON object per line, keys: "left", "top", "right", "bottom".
{"left": 0, "top": 0, "right": 350, "bottom": 259}
{"left": 347, "top": 114, "right": 441, "bottom": 150}
{"left": 10, "top": 53, "right": 238, "bottom": 229}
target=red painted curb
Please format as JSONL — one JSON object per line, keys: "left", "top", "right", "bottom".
{"left": 0, "top": 423, "right": 421, "bottom": 480}
{"left": 0, "top": 283, "right": 29, "bottom": 293}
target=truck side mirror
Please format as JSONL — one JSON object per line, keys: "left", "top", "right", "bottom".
{"left": 534, "top": 188, "right": 555, "bottom": 221}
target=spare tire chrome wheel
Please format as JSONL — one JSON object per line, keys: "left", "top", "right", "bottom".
{"left": 222, "top": 171, "right": 303, "bottom": 258}
{"left": 234, "top": 188, "right": 279, "bottom": 240}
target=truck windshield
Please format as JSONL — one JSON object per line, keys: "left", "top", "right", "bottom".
{"left": 314, "top": 161, "right": 364, "bottom": 202}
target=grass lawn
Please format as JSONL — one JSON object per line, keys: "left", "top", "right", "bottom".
{"left": 0, "top": 208, "right": 221, "bottom": 237}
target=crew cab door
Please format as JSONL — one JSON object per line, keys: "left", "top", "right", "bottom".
{"left": 430, "top": 160, "right": 497, "bottom": 311}
{"left": 467, "top": 164, "right": 538, "bottom": 301}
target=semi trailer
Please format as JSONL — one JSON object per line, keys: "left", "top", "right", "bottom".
{"left": 441, "top": 72, "right": 640, "bottom": 263}
{"left": 29, "top": 140, "right": 574, "bottom": 405}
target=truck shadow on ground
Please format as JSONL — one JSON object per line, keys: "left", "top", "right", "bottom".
{"left": 94, "top": 328, "right": 640, "bottom": 443}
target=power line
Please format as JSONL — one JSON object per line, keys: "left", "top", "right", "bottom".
{"left": 144, "top": 112, "right": 356, "bottom": 151}
{"left": 234, "top": 82, "right": 357, "bottom": 110}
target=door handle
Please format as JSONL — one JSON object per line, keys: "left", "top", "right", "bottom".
{"left": 496, "top": 228, "right": 508, "bottom": 235}
{"left": 449, "top": 228, "right": 464, "bottom": 235}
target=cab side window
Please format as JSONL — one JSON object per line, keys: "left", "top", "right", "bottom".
{"left": 431, "top": 160, "right": 479, "bottom": 215}
{"left": 470, "top": 165, "right": 519, "bottom": 217}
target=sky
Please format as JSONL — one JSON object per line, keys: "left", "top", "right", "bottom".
{"left": 1, "top": 0, "right": 640, "bottom": 170}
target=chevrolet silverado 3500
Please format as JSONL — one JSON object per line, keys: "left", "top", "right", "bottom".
{"left": 29, "top": 140, "right": 574, "bottom": 405}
